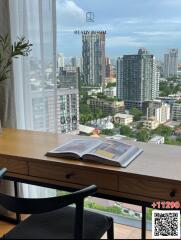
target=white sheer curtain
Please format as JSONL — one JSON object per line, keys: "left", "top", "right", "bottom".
{"left": 9, "top": 0, "right": 57, "bottom": 198}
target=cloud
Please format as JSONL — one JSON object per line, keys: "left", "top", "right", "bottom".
{"left": 135, "top": 31, "right": 173, "bottom": 36}
{"left": 155, "top": 18, "right": 181, "bottom": 24}
{"left": 114, "top": 18, "right": 142, "bottom": 25}
{"left": 56, "top": 0, "right": 85, "bottom": 26}
{"left": 135, "top": 31, "right": 181, "bottom": 37}
{"left": 107, "top": 36, "right": 144, "bottom": 47}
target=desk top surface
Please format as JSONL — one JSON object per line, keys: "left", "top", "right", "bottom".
{"left": 0, "top": 128, "right": 180, "bottom": 183}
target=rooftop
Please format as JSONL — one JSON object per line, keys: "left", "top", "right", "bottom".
{"left": 114, "top": 113, "right": 133, "bottom": 119}
{"left": 149, "top": 135, "right": 164, "bottom": 142}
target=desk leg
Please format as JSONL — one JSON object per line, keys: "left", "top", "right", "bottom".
{"left": 14, "top": 181, "right": 21, "bottom": 224}
{"left": 141, "top": 206, "right": 146, "bottom": 239}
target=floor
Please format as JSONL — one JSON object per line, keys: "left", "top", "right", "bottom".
{"left": 0, "top": 220, "right": 152, "bottom": 239}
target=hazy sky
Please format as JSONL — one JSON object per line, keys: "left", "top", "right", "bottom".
{"left": 56, "top": 0, "right": 181, "bottom": 60}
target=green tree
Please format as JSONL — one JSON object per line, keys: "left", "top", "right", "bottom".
{"left": 159, "top": 82, "right": 172, "bottom": 96}
{"left": 130, "top": 107, "right": 143, "bottom": 121}
{"left": 101, "top": 129, "right": 114, "bottom": 136}
{"left": 176, "top": 136, "right": 181, "bottom": 145}
{"left": 136, "top": 129, "right": 150, "bottom": 142}
{"left": 159, "top": 82, "right": 181, "bottom": 96}
{"left": 154, "top": 125, "right": 173, "bottom": 137}
{"left": 80, "top": 104, "right": 91, "bottom": 115}
{"left": 106, "top": 82, "right": 116, "bottom": 88}
{"left": 120, "top": 125, "right": 132, "bottom": 137}
{"left": 94, "top": 107, "right": 103, "bottom": 120}
{"left": 165, "top": 137, "right": 176, "bottom": 145}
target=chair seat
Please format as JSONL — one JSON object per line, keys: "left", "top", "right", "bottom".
{"left": 4, "top": 206, "right": 112, "bottom": 239}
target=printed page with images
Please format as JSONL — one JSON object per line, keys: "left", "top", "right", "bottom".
{"left": 48, "top": 139, "right": 102, "bottom": 157}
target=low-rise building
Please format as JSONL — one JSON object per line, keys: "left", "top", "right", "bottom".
{"left": 171, "top": 102, "right": 181, "bottom": 122}
{"left": 104, "top": 87, "right": 116, "bottom": 97}
{"left": 143, "top": 118, "right": 159, "bottom": 130}
{"left": 106, "top": 135, "right": 137, "bottom": 141}
{"left": 79, "top": 125, "right": 95, "bottom": 135}
{"left": 114, "top": 113, "right": 133, "bottom": 126}
{"left": 87, "top": 88, "right": 102, "bottom": 96}
{"left": 87, "top": 116, "right": 114, "bottom": 130}
{"left": 149, "top": 135, "right": 165, "bottom": 144}
{"left": 81, "top": 86, "right": 103, "bottom": 95}
{"left": 144, "top": 100, "right": 170, "bottom": 124}
{"left": 87, "top": 97, "right": 125, "bottom": 116}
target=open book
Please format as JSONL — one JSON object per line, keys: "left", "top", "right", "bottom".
{"left": 46, "top": 139, "right": 143, "bottom": 167}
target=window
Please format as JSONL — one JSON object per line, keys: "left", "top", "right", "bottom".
{"left": 5, "top": 0, "right": 181, "bottom": 236}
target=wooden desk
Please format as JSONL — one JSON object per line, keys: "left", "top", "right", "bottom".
{"left": 0, "top": 128, "right": 181, "bottom": 204}
{"left": 1, "top": 128, "right": 181, "bottom": 239}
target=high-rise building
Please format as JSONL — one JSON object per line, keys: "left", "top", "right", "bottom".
{"left": 32, "top": 88, "right": 79, "bottom": 134}
{"left": 117, "top": 48, "right": 160, "bottom": 109}
{"left": 57, "top": 53, "right": 64, "bottom": 68}
{"left": 58, "top": 67, "right": 79, "bottom": 89}
{"left": 82, "top": 32, "right": 106, "bottom": 87}
{"left": 105, "top": 57, "right": 114, "bottom": 78}
{"left": 32, "top": 66, "right": 79, "bottom": 134}
{"left": 163, "top": 49, "right": 178, "bottom": 77}
{"left": 71, "top": 56, "right": 82, "bottom": 70}
{"left": 116, "top": 57, "right": 123, "bottom": 100}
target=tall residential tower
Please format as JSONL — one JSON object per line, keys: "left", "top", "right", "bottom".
{"left": 82, "top": 32, "right": 106, "bottom": 87}
{"left": 117, "top": 48, "right": 160, "bottom": 109}
{"left": 163, "top": 49, "right": 178, "bottom": 78}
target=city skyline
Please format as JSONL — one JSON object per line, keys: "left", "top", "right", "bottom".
{"left": 57, "top": 0, "right": 181, "bottom": 60}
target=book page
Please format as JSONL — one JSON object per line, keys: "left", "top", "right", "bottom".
{"left": 89, "top": 140, "right": 132, "bottom": 161}
{"left": 49, "top": 139, "right": 102, "bottom": 157}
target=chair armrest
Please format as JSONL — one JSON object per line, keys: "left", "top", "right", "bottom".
{"left": 0, "top": 185, "right": 97, "bottom": 214}
{"left": 0, "top": 168, "right": 7, "bottom": 179}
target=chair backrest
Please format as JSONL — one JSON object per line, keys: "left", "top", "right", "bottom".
{"left": 0, "top": 167, "right": 97, "bottom": 239}
{"left": 0, "top": 184, "right": 97, "bottom": 214}
{"left": 0, "top": 168, "right": 7, "bottom": 179}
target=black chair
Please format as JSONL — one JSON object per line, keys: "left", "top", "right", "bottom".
{"left": 0, "top": 168, "right": 114, "bottom": 239}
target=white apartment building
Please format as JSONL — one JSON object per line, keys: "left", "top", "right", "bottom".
{"left": 114, "top": 113, "right": 133, "bottom": 126}
{"left": 145, "top": 100, "right": 170, "bottom": 124}
{"left": 104, "top": 87, "right": 116, "bottom": 97}
{"left": 32, "top": 88, "right": 79, "bottom": 134}
{"left": 57, "top": 53, "right": 64, "bottom": 68}
{"left": 154, "top": 103, "right": 170, "bottom": 124}
{"left": 143, "top": 119, "right": 159, "bottom": 130}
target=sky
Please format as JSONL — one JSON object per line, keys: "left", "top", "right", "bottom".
{"left": 56, "top": 0, "right": 181, "bottom": 60}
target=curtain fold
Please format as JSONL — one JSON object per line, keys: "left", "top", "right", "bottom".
{"left": 0, "top": 0, "right": 16, "bottom": 128}
{"left": 0, "top": 0, "right": 16, "bottom": 216}
{"left": 9, "top": 0, "right": 57, "bottom": 198}
{"left": 9, "top": 0, "right": 57, "bottom": 131}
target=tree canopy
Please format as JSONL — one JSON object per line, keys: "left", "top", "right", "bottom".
{"left": 120, "top": 125, "right": 132, "bottom": 137}
{"left": 154, "top": 125, "right": 173, "bottom": 137}
{"left": 136, "top": 129, "right": 150, "bottom": 142}
{"left": 130, "top": 107, "right": 143, "bottom": 121}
